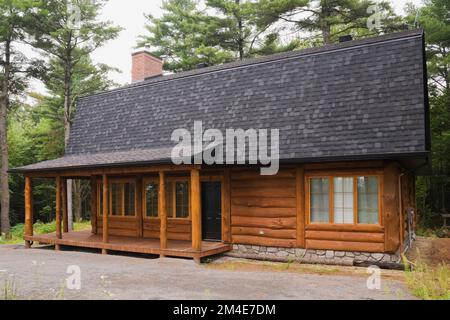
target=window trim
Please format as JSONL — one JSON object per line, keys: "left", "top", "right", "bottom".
{"left": 306, "top": 172, "right": 383, "bottom": 227}
{"left": 142, "top": 177, "right": 160, "bottom": 220}
{"left": 96, "top": 178, "right": 137, "bottom": 218}
{"left": 166, "top": 177, "right": 191, "bottom": 220}
{"left": 141, "top": 176, "right": 192, "bottom": 221}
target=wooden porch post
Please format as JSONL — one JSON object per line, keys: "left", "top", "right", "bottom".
{"left": 222, "top": 168, "right": 231, "bottom": 244}
{"left": 24, "top": 176, "right": 33, "bottom": 248}
{"left": 62, "top": 178, "right": 68, "bottom": 233}
{"left": 90, "top": 177, "right": 97, "bottom": 234}
{"left": 159, "top": 171, "right": 167, "bottom": 256}
{"left": 55, "top": 176, "right": 62, "bottom": 251}
{"left": 191, "top": 168, "right": 202, "bottom": 262}
{"left": 102, "top": 174, "right": 109, "bottom": 254}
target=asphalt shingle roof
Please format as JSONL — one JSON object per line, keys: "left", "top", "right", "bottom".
{"left": 13, "top": 30, "right": 430, "bottom": 173}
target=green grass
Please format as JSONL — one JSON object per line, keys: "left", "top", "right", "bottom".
{"left": 404, "top": 258, "right": 450, "bottom": 300}
{"left": 416, "top": 226, "right": 450, "bottom": 238}
{"left": 1, "top": 277, "right": 18, "bottom": 300}
{"left": 0, "top": 221, "right": 92, "bottom": 245}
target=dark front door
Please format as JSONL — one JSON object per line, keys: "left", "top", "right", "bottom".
{"left": 201, "top": 182, "right": 222, "bottom": 241}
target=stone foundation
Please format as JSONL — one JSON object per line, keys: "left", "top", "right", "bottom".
{"left": 226, "top": 244, "right": 402, "bottom": 266}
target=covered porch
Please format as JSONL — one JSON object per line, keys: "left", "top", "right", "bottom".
{"left": 22, "top": 164, "right": 232, "bottom": 263}
{"left": 24, "top": 230, "right": 231, "bottom": 259}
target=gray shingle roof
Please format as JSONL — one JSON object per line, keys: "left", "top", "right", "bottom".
{"left": 13, "top": 30, "right": 430, "bottom": 173}
{"left": 15, "top": 148, "right": 174, "bottom": 172}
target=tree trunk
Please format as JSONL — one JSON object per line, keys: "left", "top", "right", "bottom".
{"left": 0, "top": 37, "right": 11, "bottom": 236}
{"left": 63, "top": 56, "right": 73, "bottom": 147}
{"left": 320, "top": 2, "right": 332, "bottom": 45}
{"left": 67, "top": 180, "right": 73, "bottom": 230}
{"left": 73, "top": 179, "right": 82, "bottom": 222}
{"left": 63, "top": 57, "right": 74, "bottom": 231}
{"left": 0, "top": 99, "right": 10, "bottom": 236}
{"left": 235, "top": 0, "right": 244, "bottom": 60}
{"left": 322, "top": 25, "right": 331, "bottom": 45}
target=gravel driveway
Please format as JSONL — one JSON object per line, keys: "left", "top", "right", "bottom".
{"left": 0, "top": 245, "right": 414, "bottom": 300}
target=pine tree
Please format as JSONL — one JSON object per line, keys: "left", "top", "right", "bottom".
{"left": 138, "top": 0, "right": 234, "bottom": 72}
{"left": 253, "top": 0, "right": 400, "bottom": 45}
{"left": 206, "top": 0, "right": 259, "bottom": 60}
{"left": 406, "top": 0, "right": 450, "bottom": 224}
{"left": 0, "top": 0, "right": 43, "bottom": 236}
{"left": 28, "top": 0, "right": 121, "bottom": 229}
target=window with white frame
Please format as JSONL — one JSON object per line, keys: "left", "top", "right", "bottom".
{"left": 308, "top": 175, "right": 380, "bottom": 225}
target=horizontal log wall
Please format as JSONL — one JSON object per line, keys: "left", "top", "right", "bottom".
{"left": 230, "top": 168, "right": 297, "bottom": 248}
{"left": 89, "top": 161, "right": 401, "bottom": 254}
{"left": 230, "top": 162, "right": 390, "bottom": 253}
{"left": 304, "top": 227, "right": 385, "bottom": 252}
{"left": 143, "top": 219, "right": 191, "bottom": 241}
{"left": 97, "top": 218, "right": 192, "bottom": 240}
{"left": 98, "top": 217, "right": 139, "bottom": 237}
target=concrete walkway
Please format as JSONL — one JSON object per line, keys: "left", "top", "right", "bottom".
{"left": 0, "top": 246, "right": 414, "bottom": 300}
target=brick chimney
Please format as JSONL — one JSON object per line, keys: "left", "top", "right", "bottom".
{"left": 131, "top": 49, "right": 163, "bottom": 83}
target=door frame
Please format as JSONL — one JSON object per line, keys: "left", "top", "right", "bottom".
{"left": 201, "top": 180, "right": 223, "bottom": 241}
{"left": 201, "top": 173, "right": 230, "bottom": 243}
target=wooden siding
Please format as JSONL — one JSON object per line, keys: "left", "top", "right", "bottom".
{"left": 143, "top": 219, "right": 192, "bottom": 241}
{"left": 81, "top": 161, "right": 404, "bottom": 255}
{"left": 98, "top": 217, "right": 139, "bottom": 237}
{"left": 97, "top": 215, "right": 193, "bottom": 241}
{"left": 230, "top": 168, "right": 297, "bottom": 248}
{"left": 229, "top": 162, "right": 394, "bottom": 253}
{"left": 304, "top": 226, "right": 385, "bottom": 252}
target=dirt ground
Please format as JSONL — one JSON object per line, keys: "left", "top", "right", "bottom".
{"left": 0, "top": 245, "right": 415, "bottom": 300}
{"left": 207, "top": 257, "right": 407, "bottom": 281}
{"left": 406, "top": 237, "right": 450, "bottom": 265}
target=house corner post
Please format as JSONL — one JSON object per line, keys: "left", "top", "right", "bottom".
{"left": 191, "top": 168, "right": 202, "bottom": 262}
{"left": 159, "top": 171, "right": 167, "bottom": 257}
{"left": 384, "top": 161, "right": 401, "bottom": 253}
{"left": 102, "top": 174, "right": 109, "bottom": 254}
{"left": 222, "top": 168, "right": 231, "bottom": 244}
{"left": 24, "top": 176, "right": 33, "bottom": 248}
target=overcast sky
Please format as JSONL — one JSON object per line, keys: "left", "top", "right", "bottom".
{"left": 28, "top": 0, "right": 424, "bottom": 93}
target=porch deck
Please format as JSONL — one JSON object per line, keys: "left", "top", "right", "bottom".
{"left": 24, "top": 230, "right": 232, "bottom": 260}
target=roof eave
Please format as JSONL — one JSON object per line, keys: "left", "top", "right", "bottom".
{"left": 9, "top": 151, "right": 430, "bottom": 175}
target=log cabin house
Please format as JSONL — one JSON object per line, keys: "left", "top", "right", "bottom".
{"left": 11, "top": 30, "right": 430, "bottom": 265}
